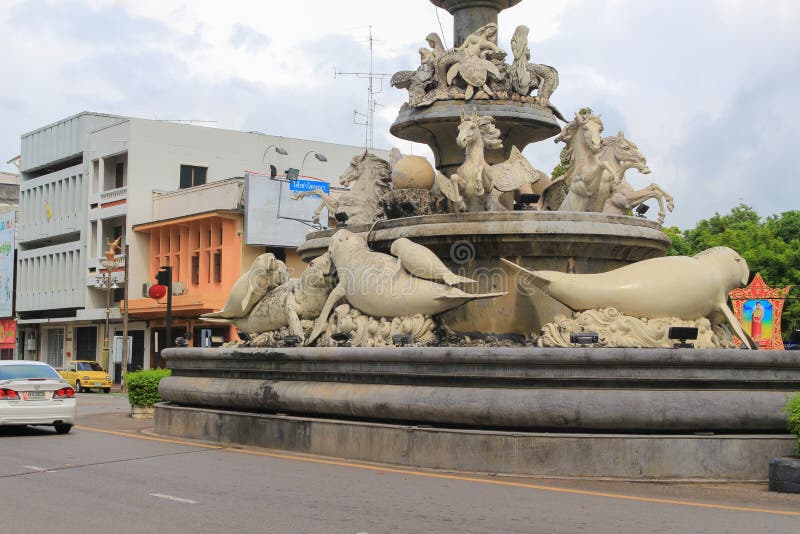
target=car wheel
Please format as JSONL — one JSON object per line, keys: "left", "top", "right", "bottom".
{"left": 75, "top": 381, "right": 82, "bottom": 393}
{"left": 55, "top": 423, "right": 72, "bottom": 434}
{"left": 103, "top": 388, "right": 111, "bottom": 394}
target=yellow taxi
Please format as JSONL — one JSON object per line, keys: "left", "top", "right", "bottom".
{"left": 58, "top": 360, "right": 112, "bottom": 393}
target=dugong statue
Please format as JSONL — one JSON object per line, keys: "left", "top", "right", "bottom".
{"left": 202, "top": 253, "right": 336, "bottom": 342}
{"left": 502, "top": 246, "right": 757, "bottom": 349}
{"left": 202, "top": 253, "right": 288, "bottom": 319}
{"left": 308, "top": 230, "right": 505, "bottom": 344}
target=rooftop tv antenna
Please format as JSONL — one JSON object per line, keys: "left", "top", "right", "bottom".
{"left": 335, "top": 26, "right": 390, "bottom": 149}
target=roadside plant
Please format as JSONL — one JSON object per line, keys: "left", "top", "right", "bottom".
{"left": 124, "top": 368, "right": 171, "bottom": 407}
{"left": 785, "top": 392, "right": 800, "bottom": 454}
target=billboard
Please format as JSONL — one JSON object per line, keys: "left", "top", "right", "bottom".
{"left": 244, "top": 172, "right": 330, "bottom": 247}
{"left": 729, "top": 272, "right": 792, "bottom": 350}
{"left": 0, "top": 211, "right": 14, "bottom": 318}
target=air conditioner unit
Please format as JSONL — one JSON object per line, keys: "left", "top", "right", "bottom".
{"left": 172, "top": 281, "right": 186, "bottom": 295}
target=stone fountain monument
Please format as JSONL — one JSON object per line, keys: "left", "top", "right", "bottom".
{"left": 155, "top": 0, "right": 800, "bottom": 481}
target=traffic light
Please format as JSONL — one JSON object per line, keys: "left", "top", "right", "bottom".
{"left": 155, "top": 267, "right": 171, "bottom": 286}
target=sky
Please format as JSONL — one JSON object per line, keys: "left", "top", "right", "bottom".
{"left": 1, "top": 0, "right": 798, "bottom": 228}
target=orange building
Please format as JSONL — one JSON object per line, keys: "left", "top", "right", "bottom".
{"left": 126, "top": 181, "right": 306, "bottom": 369}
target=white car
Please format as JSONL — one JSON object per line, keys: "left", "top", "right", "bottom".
{"left": 0, "top": 361, "right": 77, "bottom": 434}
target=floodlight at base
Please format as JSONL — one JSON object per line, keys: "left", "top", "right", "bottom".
{"left": 334, "top": 212, "right": 349, "bottom": 224}
{"left": 238, "top": 331, "right": 252, "bottom": 342}
{"left": 330, "top": 332, "right": 351, "bottom": 346}
{"left": 392, "top": 334, "right": 413, "bottom": 347}
{"left": 668, "top": 326, "right": 698, "bottom": 350}
{"left": 283, "top": 335, "right": 301, "bottom": 347}
{"left": 570, "top": 332, "right": 599, "bottom": 345}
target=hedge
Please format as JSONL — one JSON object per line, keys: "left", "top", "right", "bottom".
{"left": 124, "top": 368, "right": 171, "bottom": 407}
{"left": 785, "top": 392, "right": 800, "bottom": 454}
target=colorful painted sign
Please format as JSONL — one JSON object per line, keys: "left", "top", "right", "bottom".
{"left": 0, "top": 211, "right": 14, "bottom": 318}
{"left": 0, "top": 318, "right": 15, "bottom": 347}
{"left": 729, "top": 273, "right": 792, "bottom": 350}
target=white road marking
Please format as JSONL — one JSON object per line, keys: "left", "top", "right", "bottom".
{"left": 23, "top": 465, "right": 45, "bottom": 471}
{"left": 149, "top": 493, "right": 198, "bottom": 504}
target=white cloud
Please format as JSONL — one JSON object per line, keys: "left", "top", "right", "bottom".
{"left": 1, "top": 0, "right": 798, "bottom": 228}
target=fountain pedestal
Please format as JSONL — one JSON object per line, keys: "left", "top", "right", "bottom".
{"left": 390, "top": 100, "right": 560, "bottom": 177}
{"left": 298, "top": 211, "right": 671, "bottom": 337}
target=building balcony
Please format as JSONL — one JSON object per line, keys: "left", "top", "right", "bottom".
{"left": 125, "top": 292, "right": 228, "bottom": 320}
{"left": 89, "top": 186, "right": 128, "bottom": 221}
{"left": 100, "top": 185, "right": 127, "bottom": 205}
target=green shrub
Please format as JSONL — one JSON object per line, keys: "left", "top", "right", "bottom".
{"left": 785, "top": 392, "right": 800, "bottom": 454}
{"left": 124, "top": 368, "right": 171, "bottom": 407}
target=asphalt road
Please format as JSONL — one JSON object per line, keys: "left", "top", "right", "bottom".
{"left": 0, "top": 393, "right": 798, "bottom": 533}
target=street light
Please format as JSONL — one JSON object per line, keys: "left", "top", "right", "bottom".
{"left": 96, "top": 237, "right": 121, "bottom": 373}
{"left": 262, "top": 144, "right": 288, "bottom": 173}
{"left": 300, "top": 151, "right": 328, "bottom": 176}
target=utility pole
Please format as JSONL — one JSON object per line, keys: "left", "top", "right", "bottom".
{"left": 121, "top": 244, "right": 130, "bottom": 390}
{"left": 335, "top": 26, "right": 390, "bottom": 149}
{"left": 156, "top": 266, "right": 173, "bottom": 356}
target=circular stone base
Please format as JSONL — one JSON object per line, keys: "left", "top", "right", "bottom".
{"left": 155, "top": 403, "right": 796, "bottom": 481}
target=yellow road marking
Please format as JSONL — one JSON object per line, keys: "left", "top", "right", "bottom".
{"left": 76, "top": 425, "right": 800, "bottom": 517}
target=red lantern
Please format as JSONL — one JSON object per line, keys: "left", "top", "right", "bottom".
{"left": 148, "top": 284, "right": 167, "bottom": 300}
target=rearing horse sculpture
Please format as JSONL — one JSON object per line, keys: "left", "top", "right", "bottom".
{"left": 598, "top": 132, "right": 675, "bottom": 223}
{"left": 554, "top": 110, "right": 611, "bottom": 212}
{"left": 292, "top": 151, "right": 391, "bottom": 226}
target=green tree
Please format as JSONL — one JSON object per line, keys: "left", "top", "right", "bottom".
{"left": 551, "top": 146, "right": 570, "bottom": 180}
{"left": 666, "top": 204, "right": 800, "bottom": 336}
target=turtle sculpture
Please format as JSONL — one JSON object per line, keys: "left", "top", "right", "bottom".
{"left": 447, "top": 55, "right": 501, "bottom": 101}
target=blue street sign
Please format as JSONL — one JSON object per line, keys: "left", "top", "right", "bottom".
{"left": 289, "top": 179, "right": 329, "bottom": 194}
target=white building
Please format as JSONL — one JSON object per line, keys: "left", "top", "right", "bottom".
{"left": 17, "top": 111, "right": 387, "bottom": 376}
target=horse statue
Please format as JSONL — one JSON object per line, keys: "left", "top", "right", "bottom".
{"left": 436, "top": 110, "right": 503, "bottom": 212}
{"left": 598, "top": 132, "right": 675, "bottom": 223}
{"left": 437, "top": 111, "right": 551, "bottom": 212}
{"left": 546, "top": 109, "right": 611, "bottom": 212}
{"left": 292, "top": 151, "right": 391, "bottom": 227}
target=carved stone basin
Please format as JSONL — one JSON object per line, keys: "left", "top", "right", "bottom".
{"left": 390, "top": 99, "right": 561, "bottom": 176}
{"left": 298, "top": 211, "right": 671, "bottom": 337}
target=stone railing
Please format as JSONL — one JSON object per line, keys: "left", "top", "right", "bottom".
{"left": 100, "top": 186, "right": 128, "bottom": 204}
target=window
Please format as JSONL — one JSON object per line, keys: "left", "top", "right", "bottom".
{"left": 213, "top": 251, "right": 222, "bottom": 283}
{"left": 75, "top": 326, "right": 97, "bottom": 360}
{"left": 179, "top": 165, "right": 207, "bottom": 189}
{"left": 46, "top": 329, "right": 64, "bottom": 369}
{"left": 115, "top": 162, "right": 124, "bottom": 188}
{"left": 191, "top": 254, "right": 200, "bottom": 285}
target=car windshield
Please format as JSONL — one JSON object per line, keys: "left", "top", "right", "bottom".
{"left": 77, "top": 362, "right": 103, "bottom": 372}
{"left": 0, "top": 364, "right": 60, "bottom": 380}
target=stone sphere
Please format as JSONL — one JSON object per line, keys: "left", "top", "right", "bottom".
{"left": 391, "top": 156, "right": 435, "bottom": 190}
